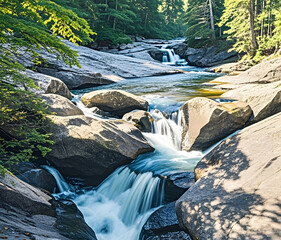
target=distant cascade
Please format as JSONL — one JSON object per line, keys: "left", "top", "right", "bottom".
{"left": 74, "top": 167, "right": 165, "bottom": 240}
{"left": 42, "top": 165, "right": 71, "bottom": 193}
{"left": 160, "top": 45, "right": 187, "bottom": 66}
{"left": 150, "top": 109, "right": 182, "bottom": 150}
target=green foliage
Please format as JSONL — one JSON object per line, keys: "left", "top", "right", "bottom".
{"left": 220, "top": 0, "right": 281, "bottom": 60}
{"left": 184, "top": 0, "right": 226, "bottom": 46}
{"left": 0, "top": 0, "right": 94, "bottom": 174}
{"left": 53, "top": 0, "right": 186, "bottom": 45}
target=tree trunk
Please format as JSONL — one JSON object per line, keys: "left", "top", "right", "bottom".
{"left": 144, "top": 12, "right": 148, "bottom": 31}
{"left": 249, "top": 0, "right": 258, "bottom": 54}
{"left": 208, "top": 0, "right": 215, "bottom": 40}
{"left": 260, "top": 0, "right": 265, "bottom": 37}
{"left": 113, "top": 0, "right": 118, "bottom": 30}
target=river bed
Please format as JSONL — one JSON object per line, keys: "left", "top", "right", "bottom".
{"left": 48, "top": 66, "right": 221, "bottom": 240}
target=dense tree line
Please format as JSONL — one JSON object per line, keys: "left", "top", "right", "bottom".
{"left": 52, "top": 0, "right": 187, "bottom": 45}
{"left": 185, "top": 0, "right": 281, "bottom": 60}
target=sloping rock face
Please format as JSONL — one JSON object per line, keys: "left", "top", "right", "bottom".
{"left": 122, "top": 110, "right": 153, "bottom": 132}
{"left": 42, "top": 94, "right": 83, "bottom": 116}
{"left": 21, "top": 41, "right": 181, "bottom": 89}
{"left": 140, "top": 202, "right": 191, "bottom": 240}
{"left": 25, "top": 69, "right": 72, "bottom": 99}
{"left": 213, "top": 56, "right": 281, "bottom": 88}
{"left": 47, "top": 115, "right": 154, "bottom": 185}
{"left": 180, "top": 97, "right": 252, "bottom": 151}
{"left": 0, "top": 173, "right": 97, "bottom": 240}
{"left": 222, "top": 81, "right": 281, "bottom": 123}
{"left": 81, "top": 90, "right": 148, "bottom": 117}
{"left": 176, "top": 113, "right": 281, "bottom": 239}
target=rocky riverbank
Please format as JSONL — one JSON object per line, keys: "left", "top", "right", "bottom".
{"left": 174, "top": 56, "right": 281, "bottom": 239}
{"left": 97, "top": 38, "right": 239, "bottom": 67}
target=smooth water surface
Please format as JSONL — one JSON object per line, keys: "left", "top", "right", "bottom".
{"left": 72, "top": 66, "right": 221, "bottom": 113}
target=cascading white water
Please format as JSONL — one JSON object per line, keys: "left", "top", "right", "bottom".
{"left": 160, "top": 48, "right": 180, "bottom": 64}
{"left": 74, "top": 167, "right": 164, "bottom": 240}
{"left": 160, "top": 45, "right": 187, "bottom": 66}
{"left": 42, "top": 165, "right": 71, "bottom": 192}
{"left": 150, "top": 109, "right": 182, "bottom": 150}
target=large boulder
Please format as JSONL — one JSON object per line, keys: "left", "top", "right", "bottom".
{"left": 47, "top": 115, "right": 154, "bottom": 185}
{"left": 222, "top": 81, "right": 281, "bottom": 123}
{"left": 0, "top": 172, "right": 97, "bottom": 239}
{"left": 25, "top": 69, "right": 72, "bottom": 100}
{"left": 81, "top": 90, "right": 148, "bottom": 118}
{"left": 180, "top": 97, "right": 252, "bottom": 151}
{"left": 140, "top": 202, "right": 191, "bottom": 240}
{"left": 20, "top": 41, "right": 181, "bottom": 89}
{"left": 176, "top": 112, "right": 281, "bottom": 239}
{"left": 41, "top": 94, "right": 84, "bottom": 116}
{"left": 122, "top": 110, "right": 153, "bottom": 132}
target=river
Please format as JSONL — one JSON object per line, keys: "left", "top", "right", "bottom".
{"left": 46, "top": 66, "right": 221, "bottom": 240}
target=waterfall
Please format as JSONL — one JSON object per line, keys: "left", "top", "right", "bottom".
{"left": 160, "top": 45, "right": 187, "bottom": 66}
{"left": 74, "top": 167, "right": 164, "bottom": 240}
{"left": 42, "top": 165, "right": 71, "bottom": 193}
{"left": 45, "top": 107, "right": 204, "bottom": 240}
{"left": 150, "top": 109, "right": 182, "bottom": 150}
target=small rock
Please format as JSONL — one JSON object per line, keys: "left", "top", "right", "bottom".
{"left": 123, "top": 110, "right": 153, "bottom": 132}
{"left": 165, "top": 172, "right": 195, "bottom": 202}
{"left": 140, "top": 202, "right": 191, "bottom": 240}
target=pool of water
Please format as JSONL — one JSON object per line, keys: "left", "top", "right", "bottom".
{"left": 72, "top": 66, "right": 222, "bottom": 113}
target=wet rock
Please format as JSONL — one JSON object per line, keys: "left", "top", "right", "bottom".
{"left": 176, "top": 112, "right": 281, "bottom": 239}
{"left": 222, "top": 81, "right": 281, "bottom": 123}
{"left": 148, "top": 49, "right": 164, "bottom": 62}
{"left": 0, "top": 173, "right": 96, "bottom": 240}
{"left": 123, "top": 110, "right": 153, "bottom": 132}
{"left": 181, "top": 97, "right": 252, "bottom": 151}
{"left": 25, "top": 69, "right": 72, "bottom": 99}
{"left": 0, "top": 171, "right": 55, "bottom": 216}
{"left": 165, "top": 172, "right": 195, "bottom": 202}
{"left": 140, "top": 202, "right": 191, "bottom": 240}
{"left": 53, "top": 199, "right": 97, "bottom": 240}
{"left": 17, "top": 168, "right": 57, "bottom": 193}
{"left": 47, "top": 115, "right": 154, "bottom": 185}
{"left": 41, "top": 94, "right": 83, "bottom": 116}
{"left": 81, "top": 90, "right": 148, "bottom": 118}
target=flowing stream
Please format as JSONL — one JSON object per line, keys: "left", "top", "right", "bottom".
{"left": 46, "top": 67, "right": 222, "bottom": 240}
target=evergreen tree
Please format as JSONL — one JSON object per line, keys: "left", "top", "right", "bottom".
{"left": 0, "top": 0, "right": 94, "bottom": 173}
